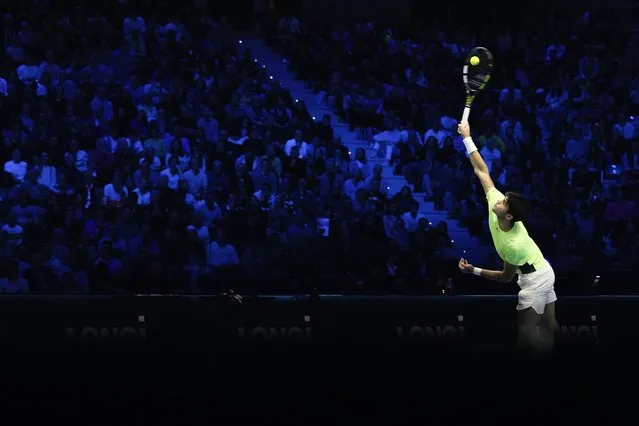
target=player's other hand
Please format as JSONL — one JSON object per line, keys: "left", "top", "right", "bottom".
{"left": 458, "top": 122, "right": 471, "bottom": 138}
{"left": 458, "top": 258, "right": 474, "bottom": 274}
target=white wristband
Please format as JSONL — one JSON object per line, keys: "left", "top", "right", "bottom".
{"left": 473, "top": 267, "right": 482, "bottom": 276}
{"left": 463, "top": 137, "right": 478, "bottom": 155}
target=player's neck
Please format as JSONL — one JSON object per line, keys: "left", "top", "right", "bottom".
{"left": 498, "top": 218, "right": 514, "bottom": 232}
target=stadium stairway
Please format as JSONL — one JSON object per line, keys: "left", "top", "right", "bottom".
{"left": 238, "top": 37, "right": 484, "bottom": 253}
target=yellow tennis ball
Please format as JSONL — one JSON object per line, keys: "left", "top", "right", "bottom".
{"left": 470, "top": 56, "right": 480, "bottom": 66}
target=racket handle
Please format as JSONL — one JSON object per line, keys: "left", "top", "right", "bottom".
{"left": 461, "top": 106, "right": 470, "bottom": 123}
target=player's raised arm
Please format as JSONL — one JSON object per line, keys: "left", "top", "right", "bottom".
{"left": 458, "top": 121, "right": 494, "bottom": 195}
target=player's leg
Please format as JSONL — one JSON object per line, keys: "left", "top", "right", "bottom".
{"left": 539, "top": 298, "right": 560, "bottom": 346}
{"left": 517, "top": 306, "right": 542, "bottom": 352}
{"left": 517, "top": 285, "right": 558, "bottom": 355}
{"left": 538, "top": 268, "right": 559, "bottom": 349}
{"left": 518, "top": 266, "right": 558, "bottom": 353}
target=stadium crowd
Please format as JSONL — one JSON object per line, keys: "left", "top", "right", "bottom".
{"left": 0, "top": 0, "right": 461, "bottom": 295}
{"left": 0, "top": 0, "right": 637, "bottom": 295}
{"left": 269, "top": 7, "right": 639, "bottom": 291}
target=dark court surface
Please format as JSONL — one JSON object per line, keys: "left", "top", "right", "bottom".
{"left": 2, "top": 342, "right": 638, "bottom": 423}
{"left": 0, "top": 295, "right": 636, "bottom": 421}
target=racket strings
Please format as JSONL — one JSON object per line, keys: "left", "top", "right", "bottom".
{"left": 464, "top": 48, "right": 493, "bottom": 93}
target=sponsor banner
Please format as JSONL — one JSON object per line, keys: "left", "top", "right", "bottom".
{"left": 0, "top": 295, "right": 635, "bottom": 351}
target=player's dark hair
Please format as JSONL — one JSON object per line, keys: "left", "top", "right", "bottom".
{"left": 504, "top": 191, "right": 531, "bottom": 223}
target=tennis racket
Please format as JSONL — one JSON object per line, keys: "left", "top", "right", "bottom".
{"left": 461, "top": 46, "right": 494, "bottom": 123}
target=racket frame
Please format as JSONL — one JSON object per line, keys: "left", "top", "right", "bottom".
{"left": 460, "top": 49, "right": 493, "bottom": 123}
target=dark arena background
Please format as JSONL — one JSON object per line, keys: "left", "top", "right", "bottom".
{"left": 2, "top": 0, "right": 639, "bottom": 417}
{"left": 3, "top": 294, "right": 639, "bottom": 415}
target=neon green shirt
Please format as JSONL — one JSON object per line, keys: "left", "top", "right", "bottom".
{"left": 486, "top": 187, "right": 547, "bottom": 271}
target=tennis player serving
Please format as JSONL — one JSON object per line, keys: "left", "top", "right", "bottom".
{"left": 457, "top": 121, "right": 559, "bottom": 354}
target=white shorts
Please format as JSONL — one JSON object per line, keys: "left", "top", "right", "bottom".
{"left": 516, "top": 263, "right": 556, "bottom": 315}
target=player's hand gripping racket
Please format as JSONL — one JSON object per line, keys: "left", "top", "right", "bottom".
{"left": 461, "top": 46, "right": 494, "bottom": 123}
